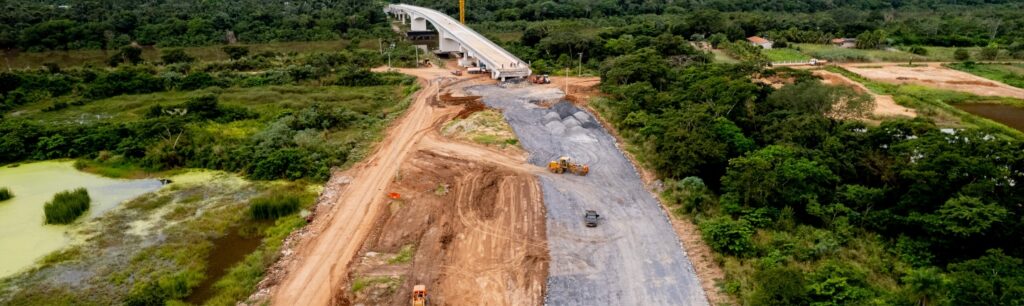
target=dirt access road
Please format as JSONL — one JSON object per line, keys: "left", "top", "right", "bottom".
{"left": 267, "top": 67, "right": 459, "bottom": 306}
{"left": 468, "top": 85, "right": 708, "bottom": 305}
{"left": 843, "top": 62, "right": 1024, "bottom": 99}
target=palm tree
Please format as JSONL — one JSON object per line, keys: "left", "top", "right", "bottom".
{"left": 903, "top": 267, "right": 946, "bottom": 306}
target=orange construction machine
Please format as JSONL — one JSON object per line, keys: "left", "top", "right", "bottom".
{"left": 530, "top": 74, "right": 550, "bottom": 84}
{"left": 412, "top": 285, "right": 429, "bottom": 306}
{"left": 548, "top": 156, "right": 589, "bottom": 176}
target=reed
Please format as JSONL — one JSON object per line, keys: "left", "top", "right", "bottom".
{"left": 44, "top": 188, "right": 91, "bottom": 224}
{"left": 249, "top": 194, "right": 300, "bottom": 220}
{"left": 0, "top": 187, "right": 12, "bottom": 201}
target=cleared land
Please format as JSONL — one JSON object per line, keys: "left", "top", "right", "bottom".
{"left": 844, "top": 63, "right": 1024, "bottom": 99}
{"left": 814, "top": 69, "right": 917, "bottom": 119}
{"left": 346, "top": 147, "right": 548, "bottom": 305}
{"left": 947, "top": 63, "right": 1024, "bottom": 89}
{"left": 259, "top": 67, "right": 552, "bottom": 306}
{"left": 262, "top": 68, "right": 455, "bottom": 306}
{"left": 468, "top": 84, "right": 708, "bottom": 305}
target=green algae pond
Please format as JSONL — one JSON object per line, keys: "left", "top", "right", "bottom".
{"left": 0, "top": 161, "right": 162, "bottom": 278}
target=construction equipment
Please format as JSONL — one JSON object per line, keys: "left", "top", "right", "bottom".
{"left": 532, "top": 74, "right": 548, "bottom": 83}
{"left": 548, "top": 157, "right": 589, "bottom": 176}
{"left": 412, "top": 284, "right": 429, "bottom": 306}
{"left": 584, "top": 210, "right": 600, "bottom": 227}
{"left": 451, "top": 70, "right": 463, "bottom": 76}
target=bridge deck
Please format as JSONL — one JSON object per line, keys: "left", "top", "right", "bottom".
{"left": 388, "top": 4, "right": 530, "bottom": 78}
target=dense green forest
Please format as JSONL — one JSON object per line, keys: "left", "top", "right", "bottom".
{"left": 408, "top": 0, "right": 1024, "bottom": 47}
{"left": 588, "top": 33, "right": 1024, "bottom": 305}
{"left": 0, "top": 0, "right": 390, "bottom": 51}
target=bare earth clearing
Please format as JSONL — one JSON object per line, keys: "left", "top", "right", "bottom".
{"left": 256, "top": 66, "right": 709, "bottom": 306}
{"left": 843, "top": 63, "right": 1024, "bottom": 99}
{"left": 814, "top": 69, "right": 917, "bottom": 119}
{"left": 257, "top": 68, "right": 551, "bottom": 306}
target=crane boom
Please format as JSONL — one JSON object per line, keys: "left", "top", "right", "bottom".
{"left": 459, "top": 0, "right": 465, "bottom": 24}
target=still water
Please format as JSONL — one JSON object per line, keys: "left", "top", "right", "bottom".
{"left": 955, "top": 103, "right": 1024, "bottom": 132}
{"left": 0, "top": 161, "right": 162, "bottom": 278}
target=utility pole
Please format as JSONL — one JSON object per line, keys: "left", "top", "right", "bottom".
{"left": 415, "top": 46, "right": 419, "bottom": 67}
{"left": 565, "top": 67, "right": 569, "bottom": 94}
{"left": 577, "top": 52, "right": 583, "bottom": 76}
{"left": 388, "top": 42, "right": 395, "bottom": 69}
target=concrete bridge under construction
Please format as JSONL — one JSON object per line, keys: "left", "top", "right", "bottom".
{"left": 385, "top": 4, "right": 532, "bottom": 80}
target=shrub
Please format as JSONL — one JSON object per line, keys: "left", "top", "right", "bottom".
{"left": 749, "top": 266, "right": 808, "bottom": 305}
{"left": 160, "top": 49, "right": 196, "bottom": 64}
{"left": 249, "top": 194, "right": 301, "bottom": 220}
{"left": 44, "top": 188, "right": 91, "bottom": 224}
{"left": 222, "top": 46, "right": 250, "bottom": 60}
{"left": 0, "top": 187, "right": 12, "bottom": 201}
{"left": 980, "top": 45, "right": 1000, "bottom": 60}
{"left": 954, "top": 48, "right": 970, "bottom": 61}
{"left": 909, "top": 46, "right": 928, "bottom": 55}
{"left": 699, "top": 216, "right": 754, "bottom": 256}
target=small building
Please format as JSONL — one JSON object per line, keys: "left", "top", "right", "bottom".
{"left": 831, "top": 38, "right": 857, "bottom": 48}
{"left": 747, "top": 36, "right": 773, "bottom": 49}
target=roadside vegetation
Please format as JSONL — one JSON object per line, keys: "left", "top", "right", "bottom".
{"left": 43, "top": 188, "right": 91, "bottom": 224}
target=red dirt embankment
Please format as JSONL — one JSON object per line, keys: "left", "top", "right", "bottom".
{"left": 346, "top": 149, "right": 548, "bottom": 305}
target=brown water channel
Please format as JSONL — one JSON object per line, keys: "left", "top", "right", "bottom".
{"left": 184, "top": 228, "right": 263, "bottom": 304}
{"left": 955, "top": 103, "right": 1024, "bottom": 132}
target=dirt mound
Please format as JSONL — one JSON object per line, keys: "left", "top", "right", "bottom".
{"left": 343, "top": 150, "right": 548, "bottom": 306}
{"left": 438, "top": 92, "right": 485, "bottom": 119}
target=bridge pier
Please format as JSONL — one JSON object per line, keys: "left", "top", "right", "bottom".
{"left": 411, "top": 17, "right": 427, "bottom": 31}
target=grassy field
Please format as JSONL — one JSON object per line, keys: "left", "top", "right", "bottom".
{"left": 711, "top": 49, "right": 739, "bottom": 63}
{"left": 792, "top": 44, "right": 1019, "bottom": 63}
{"left": 13, "top": 85, "right": 406, "bottom": 124}
{"left": 946, "top": 63, "right": 1024, "bottom": 89}
{"left": 1, "top": 40, "right": 381, "bottom": 70}
{"left": 764, "top": 48, "right": 810, "bottom": 63}
{"left": 795, "top": 43, "right": 926, "bottom": 62}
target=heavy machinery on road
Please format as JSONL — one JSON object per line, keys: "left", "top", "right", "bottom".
{"left": 530, "top": 74, "right": 550, "bottom": 84}
{"left": 412, "top": 285, "right": 429, "bottom": 306}
{"left": 548, "top": 157, "right": 589, "bottom": 176}
{"left": 584, "top": 210, "right": 600, "bottom": 227}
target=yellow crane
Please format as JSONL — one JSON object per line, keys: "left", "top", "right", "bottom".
{"left": 459, "top": 0, "right": 465, "bottom": 24}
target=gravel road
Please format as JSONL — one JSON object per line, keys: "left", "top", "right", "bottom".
{"left": 468, "top": 85, "right": 708, "bottom": 305}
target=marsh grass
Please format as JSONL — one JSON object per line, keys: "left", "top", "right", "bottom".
{"left": 0, "top": 187, "right": 12, "bottom": 201}
{"left": 249, "top": 193, "right": 301, "bottom": 220}
{"left": 44, "top": 188, "right": 91, "bottom": 224}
